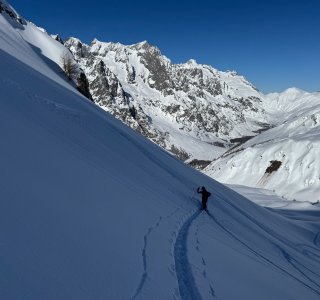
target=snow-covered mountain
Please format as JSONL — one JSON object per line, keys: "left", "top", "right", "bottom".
{"left": 1, "top": 1, "right": 320, "bottom": 299}
{"left": 205, "top": 88, "right": 320, "bottom": 202}
{"left": 63, "top": 38, "right": 320, "bottom": 203}
{"left": 64, "top": 37, "right": 269, "bottom": 162}
{"left": 2, "top": 0, "right": 319, "bottom": 203}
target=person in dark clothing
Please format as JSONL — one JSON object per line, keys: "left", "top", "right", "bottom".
{"left": 129, "top": 105, "right": 137, "bottom": 120}
{"left": 197, "top": 186, "right": 211, "bottom": 210}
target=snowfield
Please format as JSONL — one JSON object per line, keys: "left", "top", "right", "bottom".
{"left": 1, "top": 2, "right": 320, "bottom": 299}
{"left": 205, "top": 88, "right": 320, "bottom": 203}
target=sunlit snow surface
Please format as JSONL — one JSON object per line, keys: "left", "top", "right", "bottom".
{"left": 206, "top": 88, "right": 320, "bottom": 203}
{"left": 228, "top": 184, "right": 320, "bottom": 211}
{"left": 0, "top": 3, "right": 320, "bottom": 300}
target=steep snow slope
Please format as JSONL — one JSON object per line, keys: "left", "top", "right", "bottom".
{"left": 0, "top": 1, "right": 91, "bottom": 103}
{"left": 0, "top": 0, "right": 72, "bottom": 88}
{"left": 205, "top": 89, "right": 320, "bottom": 202}
{"left": 1, "top": 3, "right": 320, "bottom": 300}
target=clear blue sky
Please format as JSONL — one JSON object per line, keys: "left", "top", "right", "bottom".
{"left": 9, "top": 0, "right": 320, "bottom": 93}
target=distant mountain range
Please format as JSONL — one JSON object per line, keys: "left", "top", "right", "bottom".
{"left": 63, "top": 37, "right": 320, "bottom": 202}
{"left": 64, "top": 37, "right": 268, "bottom": 163}
{"left": 2, "top": 0, "right": 319, "bottom": 202}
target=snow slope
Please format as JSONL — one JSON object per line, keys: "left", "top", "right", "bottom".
{"left": 1, "top": 2, "right": 320, "bottom": 299}
{"left": 228, "top": 184, "right": 320, "bottom": 210}
{"left": 205, "top": 89, "right": 320, "bottom": 202}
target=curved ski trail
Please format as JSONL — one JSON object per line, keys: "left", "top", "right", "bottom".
{"left": 130, "top": 209, "right": 179, "bottom": 300}
{"left": 174, "top": 210, "right": 202, "bottom": 300}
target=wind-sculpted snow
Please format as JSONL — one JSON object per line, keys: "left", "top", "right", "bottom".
{"left": 1, "top": 3, "right": 320, "bottom": 300}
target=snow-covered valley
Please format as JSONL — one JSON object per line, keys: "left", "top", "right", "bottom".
{"left": 0, "top": 1, "right": 320, "bottom": 299}
{"left": 206, "top": 88, "right": 320, "bottom": 203}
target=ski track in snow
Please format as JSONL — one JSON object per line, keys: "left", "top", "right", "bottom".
{"left": 130, "top": 209, "right": 180, "bottom": 300}
{"left": 130, "top": 216, "right": 162, "bottom": 300}
{"left": 174, "top": 209, "right": 202, "bottom": 300}
{"left": 206, "top": 211, "right": 320, "bottom": 297}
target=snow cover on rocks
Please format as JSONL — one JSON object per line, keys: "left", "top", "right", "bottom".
{"left": 64, "top": 37, "right": 268, "bottom": 161}
{"left": 62, "top": 37, "right": 320, "bottom": 204}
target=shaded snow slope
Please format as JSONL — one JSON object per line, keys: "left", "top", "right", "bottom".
{"left": 0, "top": 2, "right": 72, "bottom": 90}
{"left": 1, "top": 5, "right": 320, "bottom": 300}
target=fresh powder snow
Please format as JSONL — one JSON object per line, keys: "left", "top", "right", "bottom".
{"left": 0, "top": 2, "right": 320, "bottom": 299}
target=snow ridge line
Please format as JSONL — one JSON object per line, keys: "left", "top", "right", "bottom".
{"left": 174, "top": 209, "right": 202, "bottom": 300}
{"left": 206, "top": 211, "right": 320, "bottom": 297}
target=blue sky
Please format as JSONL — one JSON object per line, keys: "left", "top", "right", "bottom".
{"left": 9, "top": 0, "right": 320, "bottom": 93}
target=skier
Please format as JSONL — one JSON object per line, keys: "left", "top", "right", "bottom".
{"left": 197, "top": 186, "right": 211, "bottom": 210}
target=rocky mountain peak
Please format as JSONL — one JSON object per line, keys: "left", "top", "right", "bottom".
{"left": 62, "top": 37, "right": 269, "bottom": 162}
{"left": 130, "top": 40, "right": 151, "bottom": 50}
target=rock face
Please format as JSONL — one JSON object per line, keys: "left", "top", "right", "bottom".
{"left": 51, "top": 34, "right": 64, "bottom": 44}
{"left": 64, "top": 38, "right": 268, "bottom": 161}
{"left": 76, "top": 72, "right": 93, "bottom": 101}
